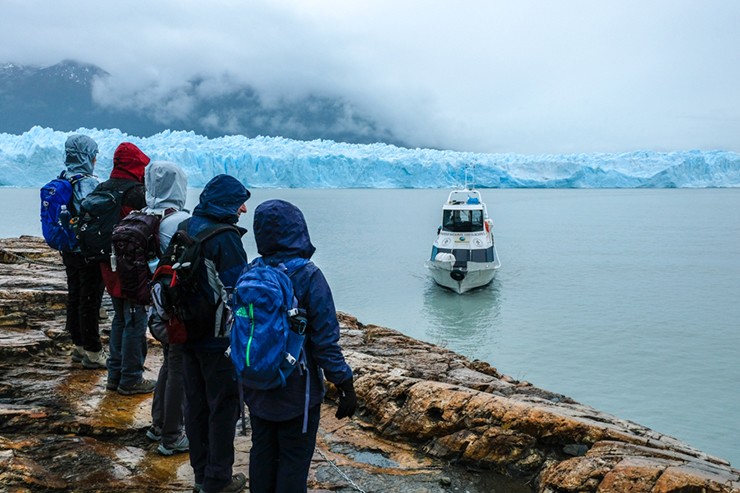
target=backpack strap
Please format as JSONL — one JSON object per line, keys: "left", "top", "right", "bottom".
{"left": 57, "top": 171, "right": 86, "bottom": 215}
{"left": 175, "top": 217, "right": 238, "bottom": 242}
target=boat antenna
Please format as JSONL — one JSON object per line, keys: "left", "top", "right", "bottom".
{"left": 464, "top": 165, "right": 476, "bottom": 190}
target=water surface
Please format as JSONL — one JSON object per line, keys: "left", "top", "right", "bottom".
{"left": 3, "top": 187, "right": 739, "bottom": 465}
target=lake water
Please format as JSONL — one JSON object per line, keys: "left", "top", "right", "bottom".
{"left": 3, "top": 187, "right": 739, "bottom": 466}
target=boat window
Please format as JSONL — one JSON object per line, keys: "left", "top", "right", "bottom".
{"left": 442, "top": 209, "right": 484, "bottom": 232}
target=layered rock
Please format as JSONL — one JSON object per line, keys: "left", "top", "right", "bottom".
{"left": 1, "top": 236, "right": 738, "bottom": 492}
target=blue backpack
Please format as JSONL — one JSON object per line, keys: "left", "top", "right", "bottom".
{"left": 230, "top": 257, "right": 310, "bottom": 390}
{"left": 40, "top": 173, "right": 82, "bottom": 252}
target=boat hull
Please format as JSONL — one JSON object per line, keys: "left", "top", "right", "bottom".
{"left": 425, "top": 259, "right": 499, "bottom": 294}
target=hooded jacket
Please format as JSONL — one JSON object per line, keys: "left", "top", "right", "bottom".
{"left": 186, "top": 174, "right": 250, "bottom": 350}
{"left": 143, "top": 161, "right": 190, "bottom": 253}
{"left": 244, "top": 199, "right": 353, "bottom": 422}
{"left": 100, "top": 142, "right": 150, "bottom": 297}
{"left": 62, "top": 134, "right": 99, "bottom": 214}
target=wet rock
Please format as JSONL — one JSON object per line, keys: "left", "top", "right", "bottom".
{"left": 1, "top": 236, "right": 739, "bottom": 493}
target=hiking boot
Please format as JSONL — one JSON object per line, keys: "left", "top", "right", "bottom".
{"left": 81, "top": 350, "right": 108, "bottom": 369}
{"left": 105, "top": 379, "right": 120, "bottom": 391}
{"left": 117, "top": 378, "right": 156, "bottom": 395}
{"left": 201, "top": 473, "right": 246, "bottom": 493}
{"left": 145, "top": 425, "right": 162, "bottom": 442}
{"left": 71, "top": 346, "right": 85, "bottom": 363}
{"left": 157, "top": 433, "right": 189, "bottom": 456}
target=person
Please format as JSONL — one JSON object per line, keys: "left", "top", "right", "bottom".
{"left": 100, "top": 142, "right": 154, "bottom": 394}
{"left": 142, "top": 161, "right": 191, "bottom": 455}
{"left": 59, "top": 135, "right": 107, "bottom": 369}
{"left": 244, "top": 199, "right": 357, "bottom": 493}
{"left": 181, "top": 174, "right": 250, "bottom": 493}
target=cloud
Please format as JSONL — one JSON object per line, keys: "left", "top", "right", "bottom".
{"left": 1, "top": 0, "right": 739, "bottom": 153}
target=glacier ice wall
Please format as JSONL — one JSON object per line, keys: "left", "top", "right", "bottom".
{"left": 1, "top": 126, "right": 738, "bottom": 188}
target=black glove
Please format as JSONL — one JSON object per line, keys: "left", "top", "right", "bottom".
{"left": 335, "top": 378, "right": 357, "bottom": 419}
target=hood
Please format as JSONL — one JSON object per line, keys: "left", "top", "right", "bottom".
{"left": 110, "top": 142, "right": 149, "bottom": 182}
{"left": 253, "top": 199, "right": 316, "bottom": 260}
{"left": 193, "top": 174, "right": 251, "bottom": 224}
{"left": 145, "top": 161, "right": 188, "bottom": 211}
{"left": 64, "top": 135, "right": 98, "bottom": 175}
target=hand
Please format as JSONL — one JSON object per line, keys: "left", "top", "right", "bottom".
{"left": 335, "top": 378, "right": 357, "bottom": 419}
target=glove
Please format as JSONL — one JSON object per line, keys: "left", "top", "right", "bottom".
{"left": 335, "top": 378, "right": 357, "bottom": 419}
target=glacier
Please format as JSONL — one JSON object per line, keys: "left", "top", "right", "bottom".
{"left": 0, "top": 126, "right": 738, "bottom": 188}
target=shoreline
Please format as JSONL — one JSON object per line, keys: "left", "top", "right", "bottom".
{"left": 0, "top": 235, "right": 738, "bottom": 492}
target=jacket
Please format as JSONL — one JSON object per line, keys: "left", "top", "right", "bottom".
{"left": 185, "top": 174, "right": 250, "bottom": 351}
{"left": 100, "top": 143, "right": 149, "bottom": 297}
{"left": 62, "top": 134, "right": 99, "bottom": 213}
{"left": 244, "top": 199, "right": 353, "bottom": 422}
{"left": 143, "top": 160, "right": 190, "bottom": 253}
{"left": 61, "top": 135, "right": 100, "bottom": 253}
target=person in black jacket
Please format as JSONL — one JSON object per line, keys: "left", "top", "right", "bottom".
{"left": 244, "top": 199, "right": 356, "bottom": 493}
{"left": 182, "top": 174, "right": 250, "bottom": 493}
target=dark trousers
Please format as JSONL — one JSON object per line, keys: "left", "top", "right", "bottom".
{"left": 183, "top": 347, "right": 240, "bottom": 493}
{"left": 108, "top": 297, "right": 148, "bottom": 387}
{"left": 248, "top": 404, "right": 321, "bottom": 493}
{"left": 62, "top": 252, "right": 103, "bottom": 352}
{"left": 152, "top": 343, "right": 186, "bottom": 445}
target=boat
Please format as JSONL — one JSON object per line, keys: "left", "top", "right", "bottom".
{"left": 425, "top": 187, "right": 501, "bottom": 294}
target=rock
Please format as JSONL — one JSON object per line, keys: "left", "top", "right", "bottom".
{"left": 1, "top": 236, "right": 739, "bottom": 493}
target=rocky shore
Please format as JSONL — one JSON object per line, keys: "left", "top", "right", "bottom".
{"left": 1, "top": 235, "right": 738, "bottom": 493}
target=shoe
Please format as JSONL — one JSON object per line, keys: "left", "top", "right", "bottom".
{"left": 81, "top": 350, "right": 108, "bottom": 369}
{"left": 71, "top": 346, "right": 85, "bottom": 363}
{"left": 106, "top": 380, "right": 120, "bottom": 391}
{"left": 146, "top": 425, "right": 162, "bottom": 442}
{"left": 201, "top": 473, "right": 246, "bottom": 493}
{"left": 158, "top": 433, "right": 189, "bottom": 455}
{"left": 117, "top": 378, "right": 156, "bottom": 395}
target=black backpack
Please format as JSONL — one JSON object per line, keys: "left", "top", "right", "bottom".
{"left": 152, "top": 221, "right": 239, "bottom": 342}
{"left": 111, "top": 209, "right": 176, "bottom": 305}
{"left": 77, "top": 180, "right": 139, "bottom": 261}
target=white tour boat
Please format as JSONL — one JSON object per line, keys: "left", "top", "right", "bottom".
{"left": 425, "top": 187, "right": 501, "bottom": 294}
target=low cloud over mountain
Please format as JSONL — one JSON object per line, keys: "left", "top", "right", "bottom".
{"left": 0, "top": 60, "right": 404, "bottom": 146}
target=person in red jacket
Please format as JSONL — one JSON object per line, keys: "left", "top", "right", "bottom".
{"left": 99, "top": 142, "right": 155, "bottom": 395}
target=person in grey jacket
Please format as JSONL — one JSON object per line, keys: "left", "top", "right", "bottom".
{"left": 60, "top": 135, "right": 106, "bottom": 368}
{"left": 143, "top": 161, "right": 191, "bottom": 456}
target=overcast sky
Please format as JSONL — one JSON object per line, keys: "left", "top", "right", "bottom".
{"left": 2, "top": 0, "right": 739, "bottom": 154}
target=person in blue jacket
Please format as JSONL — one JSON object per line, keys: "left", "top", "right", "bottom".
{"left": 244, "top": 199, "right": 357, "bottom": 493}
{"left": 182, "top": 174, "right": 250, "bottom": 493}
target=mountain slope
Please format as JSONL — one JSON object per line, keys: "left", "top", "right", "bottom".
{"left": 0, "top": 60, "right": 404, "bottom": 146}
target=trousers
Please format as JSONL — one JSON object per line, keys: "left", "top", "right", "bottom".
{"left": 248, "top": 404, "right": 321, "bottom": 493}
{"left": 62, "top": 252, "right": 104, "bottom": 352}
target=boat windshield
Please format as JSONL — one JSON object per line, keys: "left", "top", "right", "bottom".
{"left": 442, "top": 209, "right": 484, "bottom": 232}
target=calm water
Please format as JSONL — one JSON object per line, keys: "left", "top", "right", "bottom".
{"left": 3, "top": 187, "right": 739, "bottom": 465}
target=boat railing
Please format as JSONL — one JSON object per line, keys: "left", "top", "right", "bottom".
{"left": 446, "top": 188, "right": 483, "bottom": 205}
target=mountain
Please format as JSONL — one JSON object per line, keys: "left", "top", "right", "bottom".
{"left": 0, "top": 60, "right": 404, "bottom": 146}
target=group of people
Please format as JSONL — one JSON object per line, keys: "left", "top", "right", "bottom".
{"left": 56, "top": 134, "right": 357, "bottom": 493}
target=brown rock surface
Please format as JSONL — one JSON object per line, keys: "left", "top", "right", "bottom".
{"left": 1, "top": 236, "right": 738, "bottom": 492}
